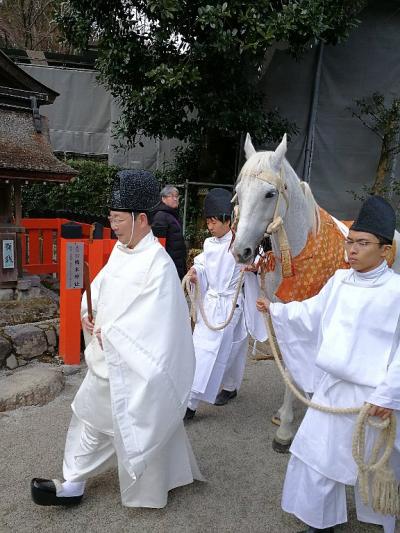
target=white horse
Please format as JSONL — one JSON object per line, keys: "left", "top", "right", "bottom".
{"left": 232, "top": 133, "right": 400, "bottom": 452}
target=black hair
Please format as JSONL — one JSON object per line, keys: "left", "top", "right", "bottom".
{"left": 377, "top": 235, "right": 392, "bottom": 246}
{"left": 206, "top": 214, "right": 231, "bottom": 224}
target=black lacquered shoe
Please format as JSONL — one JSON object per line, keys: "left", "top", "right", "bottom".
{"left": 214, "top": 389, "right": 237, "bottom": 406}
{"left": 31, "top": 478, "right": 83, "bottom": 506}
{"left": 184, "top": 407, "right": 196, "bottom": 420}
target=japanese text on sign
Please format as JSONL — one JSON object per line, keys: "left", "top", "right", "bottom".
{"left": 2, "top": 240, "right": 15, "bottom": 269}
{"left": 66, "top": 242, "right": 84, "bottom": 289}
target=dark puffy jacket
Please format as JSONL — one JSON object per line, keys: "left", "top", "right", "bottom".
{"left": 152, "top": 204, "right": 187, "bottom": 279}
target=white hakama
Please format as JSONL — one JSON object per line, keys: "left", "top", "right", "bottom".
{"left": 63, "top": 371, "right": 202, "bottom": 508}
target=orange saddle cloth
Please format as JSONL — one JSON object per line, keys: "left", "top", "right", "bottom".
{"left": 274, "top": 209, "right": 397, "bottom": 303}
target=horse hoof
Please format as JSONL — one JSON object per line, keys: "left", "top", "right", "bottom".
{"left": 272, "top": 438, "right": 291, "bottom": 454}
{"left": 271, "top": 414, "right": 281, "bottom": 426}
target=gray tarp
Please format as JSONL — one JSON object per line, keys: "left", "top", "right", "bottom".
{"left": 21, "top": 65, "right": 111, "bottom": 155}
{"left": 20, "top": 64, "right": 179, "bottom": 172}
{"left": 262, "top": 0, "right": 400, "bottom": 219}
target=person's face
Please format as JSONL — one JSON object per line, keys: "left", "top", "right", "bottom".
{"left": 206, "top": 217, "right": 231, "bottom": 238}
{"left": 344, "top": 230, "right": 390, "bottom": 272}
{"left": 108, "top": 211, "right": 133, "bottom": 244}
{"left": 162, "top": 190, "right": 180, "bottom": 209}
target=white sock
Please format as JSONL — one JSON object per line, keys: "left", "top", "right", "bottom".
{"left": 55, "top": 480, "right": 86, "bottom": 497}
{"left": 188, "top": 398, "right": 199, "bottom": 410}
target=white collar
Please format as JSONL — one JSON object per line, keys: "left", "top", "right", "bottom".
{"left": 344, "top": 260, "right": 390, "bottom": 287}
{"left": 212, "top": 230, "right": 232, "bottom": 244}
{"left": 117, "top": 230, "right": 156, "bottom": 254}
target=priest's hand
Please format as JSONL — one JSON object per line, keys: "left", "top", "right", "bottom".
{"left": 188, "top": 267, "right": 197, "bottom": 284}
{"left": 94, "top": 328, "right": 103, "bottom": 350}
{"left": 368, "top": 403, "right": 393, "bottom": 420}
{"left": 256, "top": 297, "right": 270, "bottom": 313}
{"left": 82, "top": 316, "right": 95, "bottom": 334}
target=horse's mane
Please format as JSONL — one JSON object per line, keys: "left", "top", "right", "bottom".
{"left": 238, "top": 152, "right": 321, "bottom": 236}
{"left": 298, "top": 180, "right": 321, "bottom": 237}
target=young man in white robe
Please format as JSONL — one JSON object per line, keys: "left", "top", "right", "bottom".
{"left": 256, "top": 195, "right": 400, "bottom": 533}
{"left": 185, "top": 188, "right": 266, "bottom": 420}
{"left": 31, "top": 170, "right": 202, "bottom": 508}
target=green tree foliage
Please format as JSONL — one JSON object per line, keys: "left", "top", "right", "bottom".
{"left": 350, "top": 93, "right": 400, "bottom": 195}
{"left": 22, "top": 159, "right": 119, "bottom": 218}
{"left": 57, "top": 0, "right": 366, "bottom": 181}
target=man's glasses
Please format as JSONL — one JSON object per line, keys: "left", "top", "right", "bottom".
{"left": 107, "top": 216, "right": 130, "bottom": 225}
{"left": 344, "top": 239, "right": 381, "bottom": 250}
{"left": 167, "top": 194, "right": 180, "bottom": 200}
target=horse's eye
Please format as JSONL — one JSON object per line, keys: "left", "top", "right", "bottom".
{"left": 265, "top": 191, "right": 275, "bottom": 199}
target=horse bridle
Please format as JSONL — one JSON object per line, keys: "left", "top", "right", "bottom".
{"left": 233, "top": 167, "right": 288, "bottom": 233}
{"left": 253, "top": 167, "right": 289, "bottom": 235}
{"left": 232, "top": 166, "right": 293, "bottom": 277}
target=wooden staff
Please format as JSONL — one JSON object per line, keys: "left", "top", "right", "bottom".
{"left": 83, "top": 261, "right": 93, "bottom": 323}
{"left": 89, "top": 223, "right": 95, "bottom": 244}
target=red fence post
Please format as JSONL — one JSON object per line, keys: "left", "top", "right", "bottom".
{"left": 59, "top": 237, "right": 85, "bottom": 365}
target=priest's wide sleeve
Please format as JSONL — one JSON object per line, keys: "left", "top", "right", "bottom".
{"left": 193, "top": 251, "right": 208, "bottom": 298}
{"left": 269, "top": 276, "right": 335, "bottom": 392}
{"left": 243, "top": 272, "right": 268, "bottom": 342}
{"left": 368, "top": 317, "right": 400, "bottom": 411}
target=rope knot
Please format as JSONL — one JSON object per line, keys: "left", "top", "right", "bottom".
{"left": 266, "top": 216, "right": 283, "bottom": 234}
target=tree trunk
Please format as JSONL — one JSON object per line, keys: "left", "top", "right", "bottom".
{"left": 197, "top": 130, "right": 237, "bottom": 184}
{"left": 372, "top": 138, "right": 390, "bottom": 195}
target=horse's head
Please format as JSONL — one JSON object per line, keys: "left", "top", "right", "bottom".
{"left": 232, "top": 133, "right": 288, "bottom": 263}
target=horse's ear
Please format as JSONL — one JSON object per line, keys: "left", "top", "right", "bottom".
{"left": 271, "top": 133, "right": 287, "bottom": 173}
{"left": 244, "top": 133, "right": 256, "bottom": 160}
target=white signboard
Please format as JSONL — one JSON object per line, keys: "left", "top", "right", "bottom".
{"left": 2, "top": 239, "right": 15, "bottom": 269}
{"left": 66, "top": 242, "right": 84, "bottom": 289}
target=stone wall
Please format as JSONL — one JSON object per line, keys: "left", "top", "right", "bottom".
{"left": 0, "top": 319, "right": 59, "bottom": 370}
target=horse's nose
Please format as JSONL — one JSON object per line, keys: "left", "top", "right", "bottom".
{"left": 236, "top": 247, "right": 253, "bottom": 263}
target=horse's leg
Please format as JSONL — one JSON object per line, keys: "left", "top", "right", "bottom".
{"left": 272, "top": 371, "right": 295, "bottom": 453}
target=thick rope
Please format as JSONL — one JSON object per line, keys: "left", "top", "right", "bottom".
{"left": 260, "top": 272, "right": 399, "bottom": 515}
{"left": 352, "top": 403, "right": 398, "bottom": 514}
{"left": 182, "top": 270, "right": 245, "bottom": 331}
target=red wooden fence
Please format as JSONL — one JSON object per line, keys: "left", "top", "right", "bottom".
{"left": 21, "top": 218, "right": 165, "bottom": 365}
{"left": 21, "top": 218, "right": 113, "bottom": 276}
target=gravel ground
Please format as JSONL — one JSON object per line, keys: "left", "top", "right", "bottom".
{"left": 0, "top": 344, "right": 391, "bottom": 533}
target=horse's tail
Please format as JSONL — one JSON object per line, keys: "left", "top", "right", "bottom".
{"left": 300, "top": 181, "right": 321, "bottom": 236}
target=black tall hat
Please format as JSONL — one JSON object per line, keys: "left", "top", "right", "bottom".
{"left": 350, "top": 195, "right": 396, "bottom": 242}
{"left": 204, "top": 188, "right": 233, "bottom": 218}
{"left": 110, "top": 170, "right": 160, "bottom": 212}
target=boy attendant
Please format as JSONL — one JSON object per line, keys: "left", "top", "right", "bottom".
{"left": 185, "top": 188, "right": 266, "bottom": 419}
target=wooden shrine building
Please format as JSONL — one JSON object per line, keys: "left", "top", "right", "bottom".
{"left": 0, "top": 49, "right": 77, "bottom": 289}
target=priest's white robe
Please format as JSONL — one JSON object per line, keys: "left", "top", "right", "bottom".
{"left": 63, "top": 231, "right": 202, "bottom": 508}
{"left": 189, "top": 231, "right": 267, "bottom": 407}
{"left": 270, "top": 262, "right": 400, "bottom": 530}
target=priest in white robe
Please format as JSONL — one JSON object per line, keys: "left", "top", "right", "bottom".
{"left": 185, "top": 188, "right": 267, "bottom": 420}
{"left": 256, "top": 196, "right": 400, "bottom": 533}
{"left": 31, "top": 170, "right": 202, "bottom": 509}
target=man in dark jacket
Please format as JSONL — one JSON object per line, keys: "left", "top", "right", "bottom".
{"left": 152, "top": 185, "right": 187, "bottom": 279}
